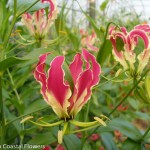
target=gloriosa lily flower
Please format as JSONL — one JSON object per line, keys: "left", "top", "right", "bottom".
{"left": 109, "top": 24, "right": 150, "bottom": 77}
{"left": 80, "top": 29, "right": 99, "bottom": 52}
{"left": 34, "top": 49, "right": 101, "bottom": 119}
{"left": 21, "top": 0, "right": 58, "bottom": 40}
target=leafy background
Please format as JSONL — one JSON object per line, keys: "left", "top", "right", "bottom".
{"left": 0, "top": 0, "right": 150, "bottom": 150}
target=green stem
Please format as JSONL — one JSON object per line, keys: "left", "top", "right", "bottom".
{"left": 7, "top": 69, "right": 21, "bottom": 104}
{"left": 14, "top": 0, "right": 17, "bottom": 15}
{"left": 69, "top": 124, "right": 99, "bottom": 134}
{"left": 7, "top": 69, "right": 24, "bottom": 149}
{"left": 0, "top": 76, "right": 5, "bottom": 149}
{"left": 142, "top": 126, "right": 150, "bottom": 140}
{"left": 85, "top": 100, "right": 90, "bottom": 122}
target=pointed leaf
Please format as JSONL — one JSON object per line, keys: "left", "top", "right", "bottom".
{"left": 101, "top": 132, "right": 117, "bottom": 150}
{"left": 145, "top": 75, "right": 150, "bottom": 99}
{"left": 10, "top": 0, "right": 49, "bottom": 15}
{"left": 0, "top": 57, "right": 26, "bottom": 73}
{"left": 122, "top": 139, "right": 145, "bottom": 150}
{"left": 100, "top": 0, "right": 109, "bottom": 11}
{"left": 109, "top": 118, "right": 142, "bottom": 141}
{"left": 96, "top": 39, "right": 112, "bottom": 65}
{"left": 63, "top": 134, "right": 81, "bottom": 150}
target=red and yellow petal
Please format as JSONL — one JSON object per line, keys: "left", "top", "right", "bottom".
{"left": 47, "top": 56, "right": 72, "bottom": 118}
{"left": 34, "top": 53, "right": 49, "bottom": 100}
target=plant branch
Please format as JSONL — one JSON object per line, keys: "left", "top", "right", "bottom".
{"left": 7, "top": 69, "right": 21, "bottom": 104}
{"left": 6, "top": 68, "right": 24, "bottom": 150}
{"left": 14, "top": 0, "right": 17, "bottom": 15}
{"left": 142, "top": 126, "right": 150, "bottom": 140}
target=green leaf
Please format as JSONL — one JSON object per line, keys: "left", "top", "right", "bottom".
{"left": 22, "top": 48, "right": 52, "bottom": 66}
{"left": 5, "top": 106, "right": 23, "bottom": 144}
{"left": 28, "top": 132, "right": 56, "bottom": 145}
{"left": 116, "top": 37, "right": 124, "bottom": 52}
{"left": 100, "top": 0, "right": 109, "bottom": 11}
{"left": 101, "top": 132, "right": 117, "bottom": 150}
{"left": 143, "top": 132, "right": 150, "bottom": 142}
{"left": 145, "top": 75, "right": 150, "bottom": 99}
{"left": 0, "top": 1, "right": 11, "bottom": 40}
{"left": 83, "top": 143, "right": 92, "bottom": 150}
{"left": 63, "top": 134, "right": 81, "bottom": 150}
{"left": 109, "top": 118, "right": 142, "bottom": 141}
{"left": 0, "top": 1, "right": 3, "bottom": 30}
{"left": 131, "top": 111, "right": 150, "bottom": 121}
{"left": 55, "top": 3, "right": 66, "bottom": 35}
{"left": 24, "top": 99, "right": 48, "bottom": 114}
{"left": 10, "top": 0, "right": 49, "bottom": 15}
{"left": 0, "top": 57, "right": 26, "bottom": 73}
{"left": 135, "top": 88, "right": 150, "bottom": 104}
{"left": 122, "top": 139, "right": 145, "bottom": 150}
{"left": 96, "top": 39, "right": 112, "bottom": 65}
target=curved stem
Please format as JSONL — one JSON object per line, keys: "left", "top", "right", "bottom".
{"left": 7, "top": 69, "right": 21, "bottom": 104}
{"left": 142, "top": 126, "right": 150, "bottom": 140}
{"left": 69, "top": 124, "right": 99, "bottom": 134}
{"left": 29, "top": 120, "right": 64, "bottom": 127}
{"left": 85, "top": 100, "right": 90, "bottom": 122}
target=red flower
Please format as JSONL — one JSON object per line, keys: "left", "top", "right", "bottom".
{"left": 22, "top": 0, "right": 58, "bottom": 38}
{"left": 109, "top": 24, "right": 150, "bottom": 76}
{"left": 34, "top": 49, "right": 101, "bottom": 119}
